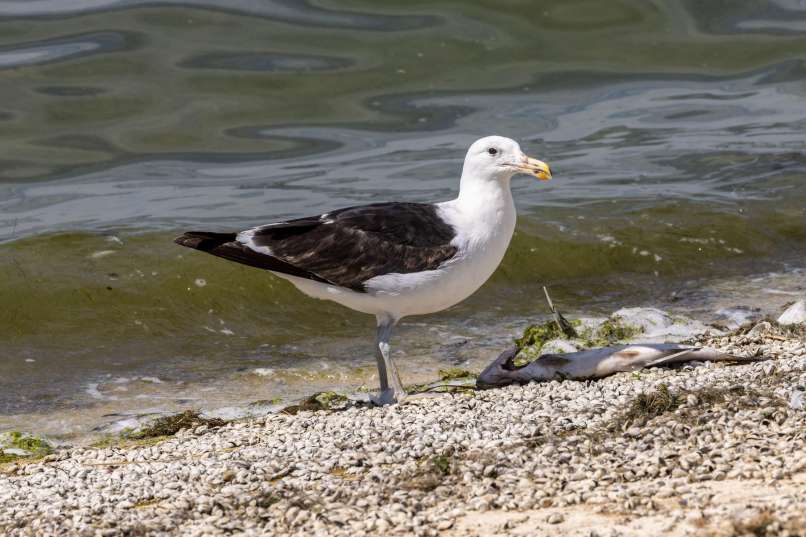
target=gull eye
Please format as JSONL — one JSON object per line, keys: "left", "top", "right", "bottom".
{"left": 487, "top": 147, "right": 498, "bottom": 156}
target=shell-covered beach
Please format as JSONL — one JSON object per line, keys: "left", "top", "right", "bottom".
{"left": 2, "top": 320, "right": 805, "bottom": 536}
{"left": 3, "top": 0, "right": 806, "bottom": 440}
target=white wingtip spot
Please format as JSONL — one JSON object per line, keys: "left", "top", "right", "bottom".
{"left": 237, "top": 227, "right": 272, "bottom": 255}
{"left": 236, "top": 229, "right": 254, "bottom": 244}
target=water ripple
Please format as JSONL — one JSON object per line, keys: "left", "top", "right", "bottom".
{"left": 178, "top": 51, "right": 353, "bottom": 72}
{"left": 34, "top": 86, "right": 107, "bottom": 97}
{"left": 684, "top": 0, "right": 806, "bottom": 35}
{"left": 0, "top": 31, "right": 141, "bottom": 69}
{"left": 0, "top": 0, "right": 440, "bottom": 30}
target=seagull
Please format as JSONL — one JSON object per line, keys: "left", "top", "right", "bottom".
{"left": 174, "top": 136, "right": 551, "bottom": 404}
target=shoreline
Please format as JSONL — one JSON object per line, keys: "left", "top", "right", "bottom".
{"left": 2, "top": 322, "right": 805, "bottom": 536}
{"left": 2, "top": 241, "right": 804, "bottom": 439}
{"left": 3, "top": 272, "right": 805, "bottom": 442}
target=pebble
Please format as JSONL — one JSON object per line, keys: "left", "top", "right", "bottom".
{"left": 778, "top": 300, "right": 806, "bottom": 326}
{"left": 547, "top": 513, "right": 564, "bottom": 524}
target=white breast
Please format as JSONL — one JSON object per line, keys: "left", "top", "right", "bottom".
{"left": 361, "top": 181, "right": 517, "bottom": 318}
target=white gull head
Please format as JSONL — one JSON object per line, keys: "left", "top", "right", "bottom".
{"left": 460, "top": 135, "right": 552, "bottom": 186}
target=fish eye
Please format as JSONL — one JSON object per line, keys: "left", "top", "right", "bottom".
{"left": 487, "top": 147, "right": 498, "bottom": 156}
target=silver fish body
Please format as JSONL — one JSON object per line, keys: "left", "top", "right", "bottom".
{"left": 477, "top": 344, "right": 764, "bottom": 387}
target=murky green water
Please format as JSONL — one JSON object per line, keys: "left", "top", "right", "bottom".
{"left": 1, "top": 0, "right": 805, "bottom": 437}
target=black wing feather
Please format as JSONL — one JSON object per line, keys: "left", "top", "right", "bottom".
{"left": 174, "top": 203, "right": 458, "bottom": 292}
{"left": 174, "top": 231, "right": 336, "bottom": 285}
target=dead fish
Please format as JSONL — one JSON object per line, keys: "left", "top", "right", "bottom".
{"left": 477, "top": 344, "right": 767, "bottom": 388}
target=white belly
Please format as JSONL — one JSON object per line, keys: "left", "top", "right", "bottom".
{"left": 274, "top": 250, "right": 505, "bottom": 320}
{"left": 363, "top": 221, "right": 514, "bottom": 317}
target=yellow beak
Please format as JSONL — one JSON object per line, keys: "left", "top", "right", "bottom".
{"left": 517, "top": 156, "right": 552, "bottom": 181}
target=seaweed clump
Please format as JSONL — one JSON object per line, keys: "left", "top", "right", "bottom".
{"left": 515, "top": 319, "right": 574, "bottom": 351}
{"left": 591, "top": 316, "right": 642, "bottom": 345}
{"left": 281, "top": 391, "right": 349, "bottom": 415}
{"left": 133, "top": 410, "right": 226, "bottom": 439}
{"left": 437, "top": 368, "right": 477, "bottom": 381}
{"left": 402, "top": 453, "right": 455, "bottom": 491}
{"left": 514, "top": 315, "right": 642, "bottom": 366}
{"left": 609, "top": 383, "right": 783, "bottom": 432}
{"left": 432, "top": 454, "right": 452, "bottom": 475}
{"left": 0, "top": 432, "right": 54, "bottom": 464}
{"left": 618, "top": 384, "right": 681, "bottom": 428}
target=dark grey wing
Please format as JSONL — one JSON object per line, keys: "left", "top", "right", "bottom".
{"left": 175, "top": 202, "right": 458, "bottom": 292}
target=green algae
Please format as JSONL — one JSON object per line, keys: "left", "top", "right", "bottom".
{"left": 313, "top": 391, "right": 347, "bottom": 407}
{"left": 514, "top": 315, "right": 644, "bottom": 366}
{"left": 0, "top": 431, "right": 54, "bottom": 464}
{"left": 89, "top": 434, "right": 171, "bottom": 450}
{"left": 515, "top": 319, "right": 576, "bottom": 351}
{"left": 281, "top": 391, "right": 348, "bottom": 415}
{"left": 592, "top": 316, "right": 643, "bottom": 345}
{"left": 437, "top": 368, "right": 477, "bottom": 381}
{"left": 619, "top": 384, "right": 681, "bottom": 428}
{"left": 402, "top": 453, "right": 455, "bottom": 491}
{"left": 133, "top": 410, "right": 226, "bottom": 439}
{"left": 432, "top": 454, "right": 452, "bottom": 476}
{"left": 248, "top": 396, "right": 284, "bottom": 407}
{"left": 86, "top": 410, "right": 228, "bottom": 450}
{"left": 0, "top": 452, "right": 19, "bottom": 465}
{"left": 3, "top": 431, "right": 53, "bottom": 453}
{"left": 571, "top": 315, "right": 643, "bottom": 348}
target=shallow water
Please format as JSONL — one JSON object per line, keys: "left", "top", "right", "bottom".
{"left": 1, "top": 0, "right": 805, "bottom": 439}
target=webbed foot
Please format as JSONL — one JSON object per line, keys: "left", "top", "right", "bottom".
{"left": 370, "top": 388, "right": 407, "bottom": 406}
